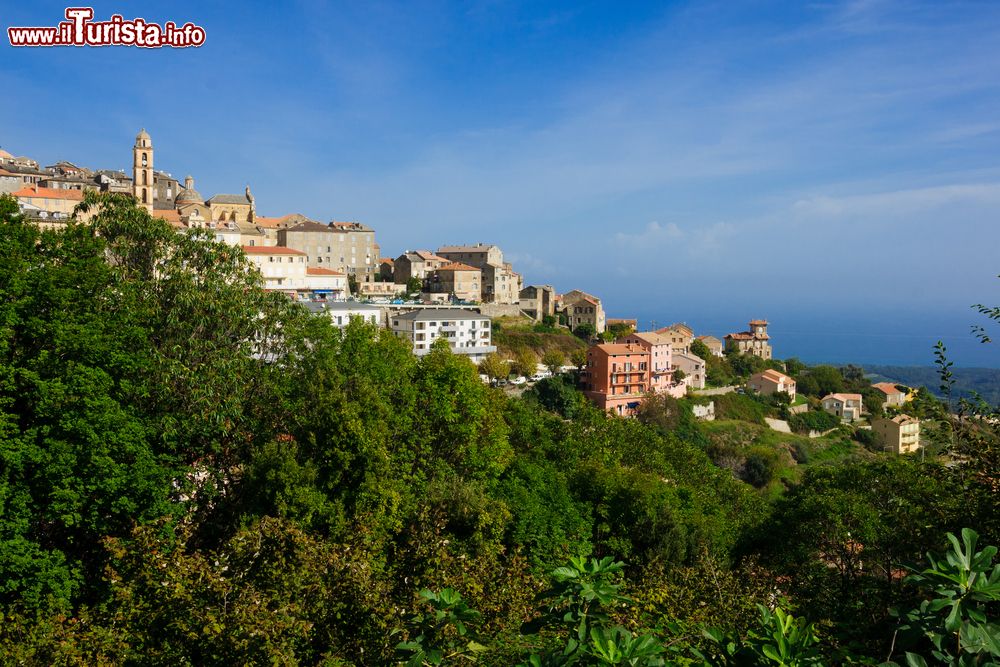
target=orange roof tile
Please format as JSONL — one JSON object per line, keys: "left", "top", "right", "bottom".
{"left": 437, "top": 262, "right": 479, "bottom": 272}
{"left": 872, "top": 382, "right": 905, "bottom": 396}
{"left": 242, "top": 245, "right": 306, "bottom": 255}
{"left": 13, "top": 185, "right": 84, "bottom": 201}
{"left": 306, "top": 267, "right": 344, "bottom": 276}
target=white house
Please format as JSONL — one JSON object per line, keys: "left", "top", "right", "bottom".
{"left": 822, "top": 393, "right": 864, "bottom": 422}
{"left": 304, "top": 301, "right": 382, "bottom": 328}
{"left": 243, "top": 246, "right": 348, "bottom": 298}
{"left": 390, "top": 309, "right": 496, "bottom": 363}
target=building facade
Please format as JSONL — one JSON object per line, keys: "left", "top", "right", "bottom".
{"left": 748, "top": 369, "right": 796, "bottom": 401}
{"left": 279, "top": 220, "right": 378, "bottom": 280}
{"left": 560, "top": 290, "right": 606, "bottom": 334}
{"left": 618, "top": 332, "right": 682, "bottom": 396}
{"left": 582, "top": 343, "right": 651, "bottom": 417}
{"left": 872, "top": 414, "right": 920, "bottom": 454}
{"left": 390, "top": 309, "right": 496, "bottom": 362}
{"left": 872, "top": 382, "right": 907, "bottom": 409}
{"left": 426, "top": 262, "right": 481, "bottom": 302}
{"left": 725, "top": 319, "right": 773, "bottom": 359}
{"left": 696, "top": 335, "right": 724, "bottom": 357}
{"left": 821, "top": 393, "right": 864, "bottom": 422}
{"left": 304, "top": 301, "right": 382, "bottom": 328}
{"left": 673, "top": 352, "right": 707, "bottom": 390}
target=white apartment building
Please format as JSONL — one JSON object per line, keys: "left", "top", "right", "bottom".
{"left": 390, "top": 309, "right": 496, "bottom": 363}
{"left": 303, "top": 301, "right": 382, "bottom": 328}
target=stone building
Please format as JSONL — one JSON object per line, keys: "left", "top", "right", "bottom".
{"left": 207, "top": 187, "right": 256, "bottom": 224}
{"left": 560, "top": 289, "right": 606, "bottom": 334}
{"left": 278, "top": 220, "right": 378, "bottom": 280}
{"left": 133, "top": 129, "right": 154, "bottom": 212}
{"left": 520, "top": 284, "right": 556, "bottom": 321}
{"left": 724, "top": 319, "right": 773, "bottom": 359}
{"left": 426, "top": 262, "right": 481, "bottom": 302}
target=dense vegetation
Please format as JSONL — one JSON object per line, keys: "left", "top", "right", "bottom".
{"left": 0, "top": 193, "right": 997, "bottom": 665}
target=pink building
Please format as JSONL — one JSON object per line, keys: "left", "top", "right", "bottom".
{"left": 618, "top": 332, "right": 684, "bottom": 397}
{"left": 582, "top": 343, "right": 650, "bottom": 416}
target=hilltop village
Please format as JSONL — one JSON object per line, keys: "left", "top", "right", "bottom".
{"left": 1, "top": 130, "right": 924, "bottom": 455}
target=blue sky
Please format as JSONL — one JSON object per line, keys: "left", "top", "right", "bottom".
{"left": 3, "top": 1, "right": 1000, "bottom": 366}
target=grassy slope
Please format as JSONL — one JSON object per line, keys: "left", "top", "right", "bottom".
{"left": 700, "top": 419, "right": 873, "bottom": 498}
{"left": 492, "top": 316, "right": 588, "bottom": 357}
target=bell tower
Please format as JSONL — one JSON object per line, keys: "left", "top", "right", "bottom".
{"left": 133, "top": 129, "right": 154, "bottom": 212}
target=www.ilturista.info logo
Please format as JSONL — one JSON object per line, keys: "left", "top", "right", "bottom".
{"left": 8, "top": 7, "right": 205, "bottom": 48}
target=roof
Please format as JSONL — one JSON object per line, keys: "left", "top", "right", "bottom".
{"left": 437, "top": 262, "right": 479, "bottom": 272}
{"left": 659, "top": 323, "right": 694, "bottom": 336}
{"left": 329, "top": 221, "right": 372, "bottom": 232}
{"left": 306, "top": 267, "right": 344, "bottom": 276}
{"left": 625, "top": 331, "right": 672, "bottom": 346}
{"left": 749, "top": 319, "right": 769, "bottom": 326}
{"left": 437, "top": 243, "right": 497, "bottom": 253}
{"left": 0, "top": 149, "right": 13, "bottom": 160}
{"left": 393, "top": 309, "right": 489, "bottom": 322}
{"left": 590, "top": 343, "right": 645, "bottom": 356}
{"left": 13, "top": 185, "right": 84, "bottom": 201}
{"left": 697, "top": 335, "right": 722, "bottom": 345}
{"left": 673, "top": 352, "right": 705, "bottom": 364}
{"left": 872, "top": 382, "right": 906, "bottom": 396}
{"left": 823, "top": 393, "right": 863, "bottom": 402}
{"left": 888, "top": 414, "right": 918, "bottom": 425}
{"left": 380, "top": 258, "right": 394, "bottom": 265}
{"left": 207, "top": 193, "right": 251, "bottom": 205}
{"left": 754, "top": 369, "right": 792, "bottom": 383}
{"left": 242, "top": 245, "right": 306, "bottom": 255}
{"left": 154, "top": 210, "right": 183, "bottom": 227}
{"left": 303, "top": 301, "right": 382, "bottom": 313}
{"left": 283, "top": 220, "right": 332, "bottom": 233}
{"left": 414, "top": 250, "right": 448, "bottom": 262}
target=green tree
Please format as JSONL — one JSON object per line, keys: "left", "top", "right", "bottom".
{"left": 407, "top": 276, "right": 424, "bottom": 294}
{"left": 571, "top": 348, "right": 589, "bottom": 369}
{"left": 480, "top": 352, "right": 510, "bottom": 385}
{"left": 690, "top": 339, "right": 712, "bottom": 360}
{"left": 512, "top": 348, "right": 539, "bottom": 378}
{"left": 574, "top": 323, "right": 597, "bottom": 340}
{"left": 542, "top": 349, "right": 565, "bottom": 375}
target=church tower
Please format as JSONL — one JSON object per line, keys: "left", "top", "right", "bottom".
{"left": 133, "top": 129, "right": 154, "bottom": 212}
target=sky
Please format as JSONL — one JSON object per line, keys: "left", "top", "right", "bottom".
{"left": 3, "top": 1, "right": 999, "bottom": 366}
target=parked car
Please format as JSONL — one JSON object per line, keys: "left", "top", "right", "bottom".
{"left": 511, "top": 376, "right": 527, "bottom": 386}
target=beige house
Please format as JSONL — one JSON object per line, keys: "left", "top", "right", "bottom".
{"left": 872, "top": 382, "right": 908, "bottom": 409}
{"left": 394, "top": 250, "right": 449, "bottom": 284}
{"left": 822, "top": 393, "right": 864, "bottom": 422}
{"left": 436, "top": 243, "right": 504, "bottom": 268}
{"left": 872, "top": 414, "right": 920, "bottom": 454}
{"left": 748, "top": 369, "right": 796, "bottom": 401}
{"left": 560, "top": 290, "right": 606, "bottom": 334}
{"left": 673, "top": 352, "right": 707, "bottom": 390}
{"left": 13, "top": 184, "right": 83, "bottom": 221}
{"left": 725, "top": 319, "right": 773, "bottom": 359}
{"left": 656, "top": 323, "right": 694, "bottom": 355}
{"left": 278, "top": 220, "right": 378, "bottom": 280}
{"left": 427, "top": 262, "right": 481, "bottom": 302}
{"left": 696, "top": 335, "right": 724, "bottom": 357}
{"left": 207, "top": 187, "right": 256, "bottom": 224}
{"left": 436, "top": 244, "right": 521, "bottom": 304}
{"left": 243, "top": 245, "right": 308, "bottom": 292}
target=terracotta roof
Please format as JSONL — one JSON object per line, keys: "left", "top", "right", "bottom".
{"left": 242, "top": 245, "right": 306, "bottom": 255}
{"left": 253, "top": 216, "right": 284, "bottom": 228}
{"left": 306, "top": 267, "right": 344, "bottom": 276}
{"left": 756, "top": 369, "right": 792, "bottom": 383}
{"left": 888, "top": 414, "right": 918, "bottom": 424}
{"left": 438, "top": 244, "right": 496, "bottom": 253}
{"left": 13, "top": 185, "right": 84, "bottom": 201}
{"left": 625, "top": 331, "right": 672, "bottom": 346}
{"left": 697, "top": 335, "right": 722, "bottom": 345}
{"left": 437, "top": 262, "right": 479, "bottom": 272}
{"left": 749, "top": 319, "right": 768, "bottom": 326}
{"left": 381, "top": 258, "right": 394, "bottom": 265}
{"left": 154, "top": 210, "right": 183, "bottom": 227}
{"left": 410, "top": 250, "right": 448, "bottom": 262}
{"left": 590, "top": 343, "right": 645, "bottom": 355}
{"left": 823, "top": 393, "right": 863, "bottom": 402}
{"left": 725, "top": 332, "right": 754, "bottom": 340}
{"left": 872, "top": 382, "right": 905, "bottom": 396}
